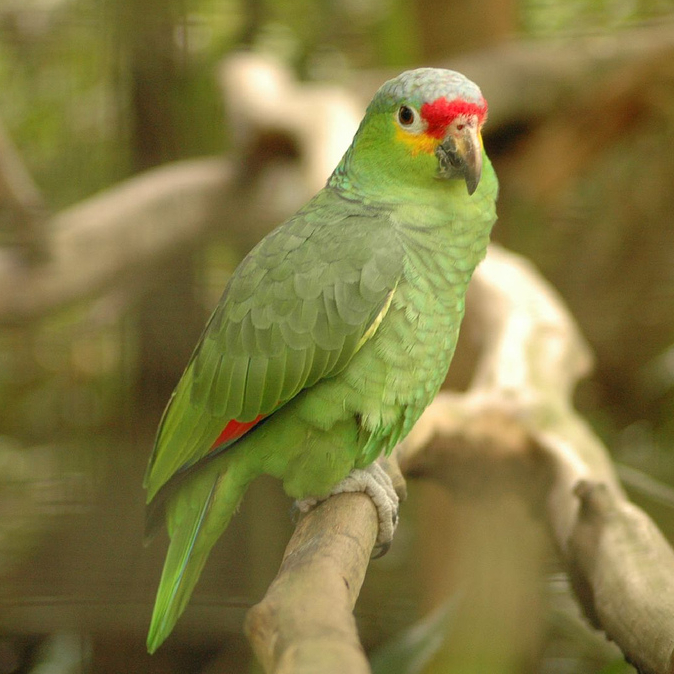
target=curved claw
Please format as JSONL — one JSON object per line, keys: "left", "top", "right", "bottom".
{"left": 372, "top": 540, "right": 392, "bottom": 559}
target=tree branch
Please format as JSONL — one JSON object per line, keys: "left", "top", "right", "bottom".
{"left": 397, "top": 245, "right": 674, "bottom": 674}
{"left": 244, "top": 493, "right": 377, "bottom": 674}
{"left": 245, "top": 245, "right": 674, "bottom": 674}
{"left": 0, "top": 158, "right": 232, "bottom": 323}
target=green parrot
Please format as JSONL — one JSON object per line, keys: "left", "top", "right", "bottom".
{"left": 144, "top": 67, "right": 498, "bottom": 652}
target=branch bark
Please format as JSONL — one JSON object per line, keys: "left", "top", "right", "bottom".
{"left": 244, "top": 494, "right": 377, "bottom": 674}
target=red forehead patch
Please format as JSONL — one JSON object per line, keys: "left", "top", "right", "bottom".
{"left": 420, "top": 97, "right": 488, "bottom": 139}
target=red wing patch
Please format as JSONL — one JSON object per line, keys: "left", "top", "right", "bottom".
{"left": 210, "top": 414, "right": 266, "bottom": 450}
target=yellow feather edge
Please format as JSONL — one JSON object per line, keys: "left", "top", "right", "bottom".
{"left": 355, "top": 283, "right": 397, "bottom": 353}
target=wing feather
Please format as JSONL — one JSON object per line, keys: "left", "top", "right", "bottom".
{"left": 281, "top": 347, "right": 308, "bottom": 401}
{"left": 305, "top": 341, "right": 331, "bottom": 388}
{"left": 260, "top": 352, "right": 286, "bottom": 412}
{"left": 145, "top": 197, "right": 404, "bottom": 500}
{"left": 222, "top": 357, "right": 248, "bottom": 420}
{"left": 239, "top": 355, "right": 269, "bottom": 420}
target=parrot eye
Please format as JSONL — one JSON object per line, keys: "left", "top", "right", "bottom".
{"left": 398, "top": 105, "right": 415, "bottom": 126}
{"left": 395, "top": 104, "right": 424, "bottom": 134}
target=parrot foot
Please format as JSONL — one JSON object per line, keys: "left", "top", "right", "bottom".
{"left": 295, "top": 462, "right": 399, "bottom": 556}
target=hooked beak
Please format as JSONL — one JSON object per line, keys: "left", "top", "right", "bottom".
{"left": 435, "top": 124, "right": 482, "bottom": 195}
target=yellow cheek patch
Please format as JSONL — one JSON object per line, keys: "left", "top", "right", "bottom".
{"left": 395, "top": 126, "right": 441, "bottom": 156}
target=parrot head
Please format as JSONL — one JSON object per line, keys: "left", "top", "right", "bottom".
{"left": 336, "top": 68, "right": 488, "bottom": 196}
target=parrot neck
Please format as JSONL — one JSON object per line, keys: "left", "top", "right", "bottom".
{"left": 392, "top": 184, "right": 497, "bottom": 293}
{"left": 328, "top": 142, "right": 424, "bottom": 203}
{"left": 328, "top": 144, "right": 498, "bottom": 232}
{"left": 327, "top": 149, "right": 498, "bottom": 306}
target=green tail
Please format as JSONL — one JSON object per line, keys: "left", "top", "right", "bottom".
{"left": 146, "top": 455, "right": 252, "bottom": 653}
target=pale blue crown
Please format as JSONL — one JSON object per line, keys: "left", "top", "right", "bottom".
{"left": 371, "top": 68, "right": 484, "bottom": 111}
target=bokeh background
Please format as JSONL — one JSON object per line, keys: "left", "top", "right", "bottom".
{"left": 1, "top": 0, "right": 674, "bottom": 672}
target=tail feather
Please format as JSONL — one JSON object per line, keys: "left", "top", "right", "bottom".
{"left": 146, "top": 458, "right": 251, "bottom": 653}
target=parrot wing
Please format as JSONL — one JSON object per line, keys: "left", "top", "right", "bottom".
{"left": 144, "top": 198, "right": 403, "bottom": 501}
